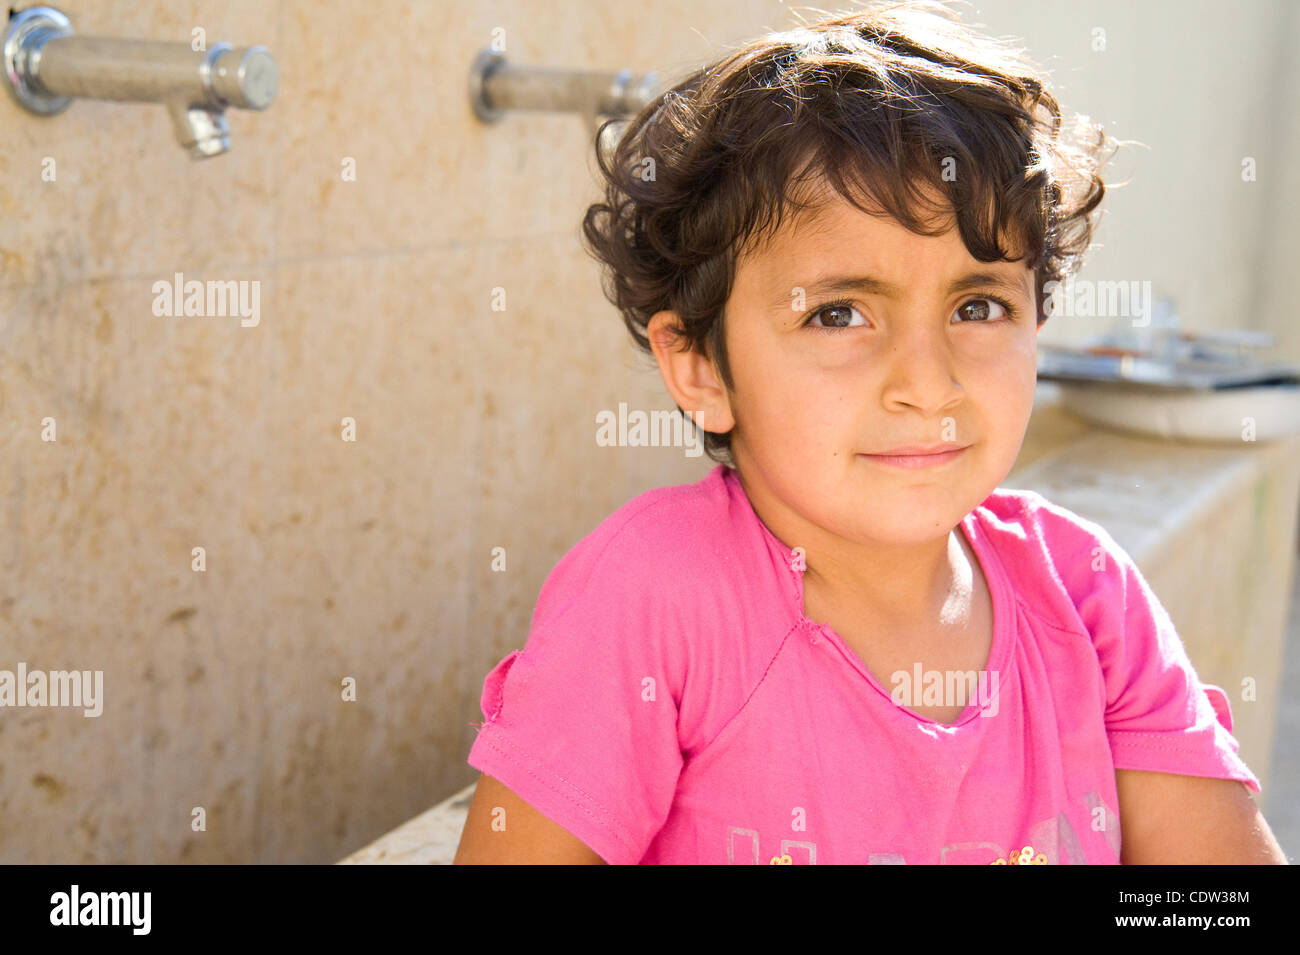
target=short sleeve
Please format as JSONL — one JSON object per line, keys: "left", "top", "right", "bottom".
{"left": 465, "top": 506, "right": 687, "bottom": 864}
{"left": 1070, "top": 520, "right": 1261, "bottom": 794}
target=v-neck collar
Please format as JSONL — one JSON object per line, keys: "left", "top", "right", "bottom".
{"left": 721, "top": 464, "right": 1014, "bottom": 729}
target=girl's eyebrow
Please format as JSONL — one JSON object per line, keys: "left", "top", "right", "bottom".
{"left": 781, "top": 270, "right": 1031, "bottom": 304}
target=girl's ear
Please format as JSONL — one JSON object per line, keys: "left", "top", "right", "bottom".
{"left": 647, "top": 311, "right": 736, "bottom": 436}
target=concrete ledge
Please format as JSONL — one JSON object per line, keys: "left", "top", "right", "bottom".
{"left": 338, "top": 783, "right": 475, "bottom": 864}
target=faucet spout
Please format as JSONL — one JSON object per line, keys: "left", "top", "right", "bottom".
{"left": 3, "top": 6, "right": 278, "bottom": 159}
{"left": 165, "top": 97, "right": 232, "bottom": 159}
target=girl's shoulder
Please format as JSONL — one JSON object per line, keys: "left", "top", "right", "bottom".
{"left": 967, "top": 487, "right": 1142, "bottom": 636}
{"left": 532, "top": 464, "right": 774, "bottom": 631}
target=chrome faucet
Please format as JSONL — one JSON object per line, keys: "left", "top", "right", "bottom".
{"left": 468, "top": 49, "right": 663, "bottom": 157}
{"left": 3, "top": 6, "right": 278, "bottom": 158}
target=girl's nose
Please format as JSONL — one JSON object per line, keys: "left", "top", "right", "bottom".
{"left": 878, "top": 326, "right": 964, "bottom": 415}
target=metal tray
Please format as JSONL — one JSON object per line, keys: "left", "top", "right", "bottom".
{"left": 1036, "top": 344, "right": 1300, "bottom": 392}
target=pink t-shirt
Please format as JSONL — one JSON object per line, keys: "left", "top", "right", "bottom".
{"left": 466, "top": 463, "right": 1259, "bottom": 864}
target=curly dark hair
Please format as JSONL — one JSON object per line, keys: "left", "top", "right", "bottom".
{"left": 581, "top": 0, "right": 1113, "bottom": 468}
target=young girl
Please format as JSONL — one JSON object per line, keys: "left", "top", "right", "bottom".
{"left": 454, "top": 1, "right": 1287, "bottom": 864}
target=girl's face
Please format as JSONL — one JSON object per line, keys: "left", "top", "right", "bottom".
{"left": 717, "top": 188, "right": 1041, "bottom": 548}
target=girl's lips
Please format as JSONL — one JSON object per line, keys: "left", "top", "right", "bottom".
{"left": 857, "top": 446, "right": 969, "bottom": 468}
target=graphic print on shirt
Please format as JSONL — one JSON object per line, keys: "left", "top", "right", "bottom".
{"left": 731, "top": 789, "right": 1121, "bottom": 864}
{"left": 991, "top": 845, "right": 1047, "bottom": 864}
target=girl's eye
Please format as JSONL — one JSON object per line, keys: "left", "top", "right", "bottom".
{"left": 801, "top": 294, "right": 1019, "bottom": 333}
{"left": 803, "top": 300, "right": 867, "bottom": 332}
{"left": 953, "top": 296, "right": 1015, "bottom": 323}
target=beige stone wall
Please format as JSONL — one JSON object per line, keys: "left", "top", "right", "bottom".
{"left": 0, "top": 0, "right": 757, "bottom": 863}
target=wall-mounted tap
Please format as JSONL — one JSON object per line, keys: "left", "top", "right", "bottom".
{"left": 3, "top": 6, "right": 278, "bottom": 159}
{"left": 468, "top": 49, "right": 663, "bottom": 157}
